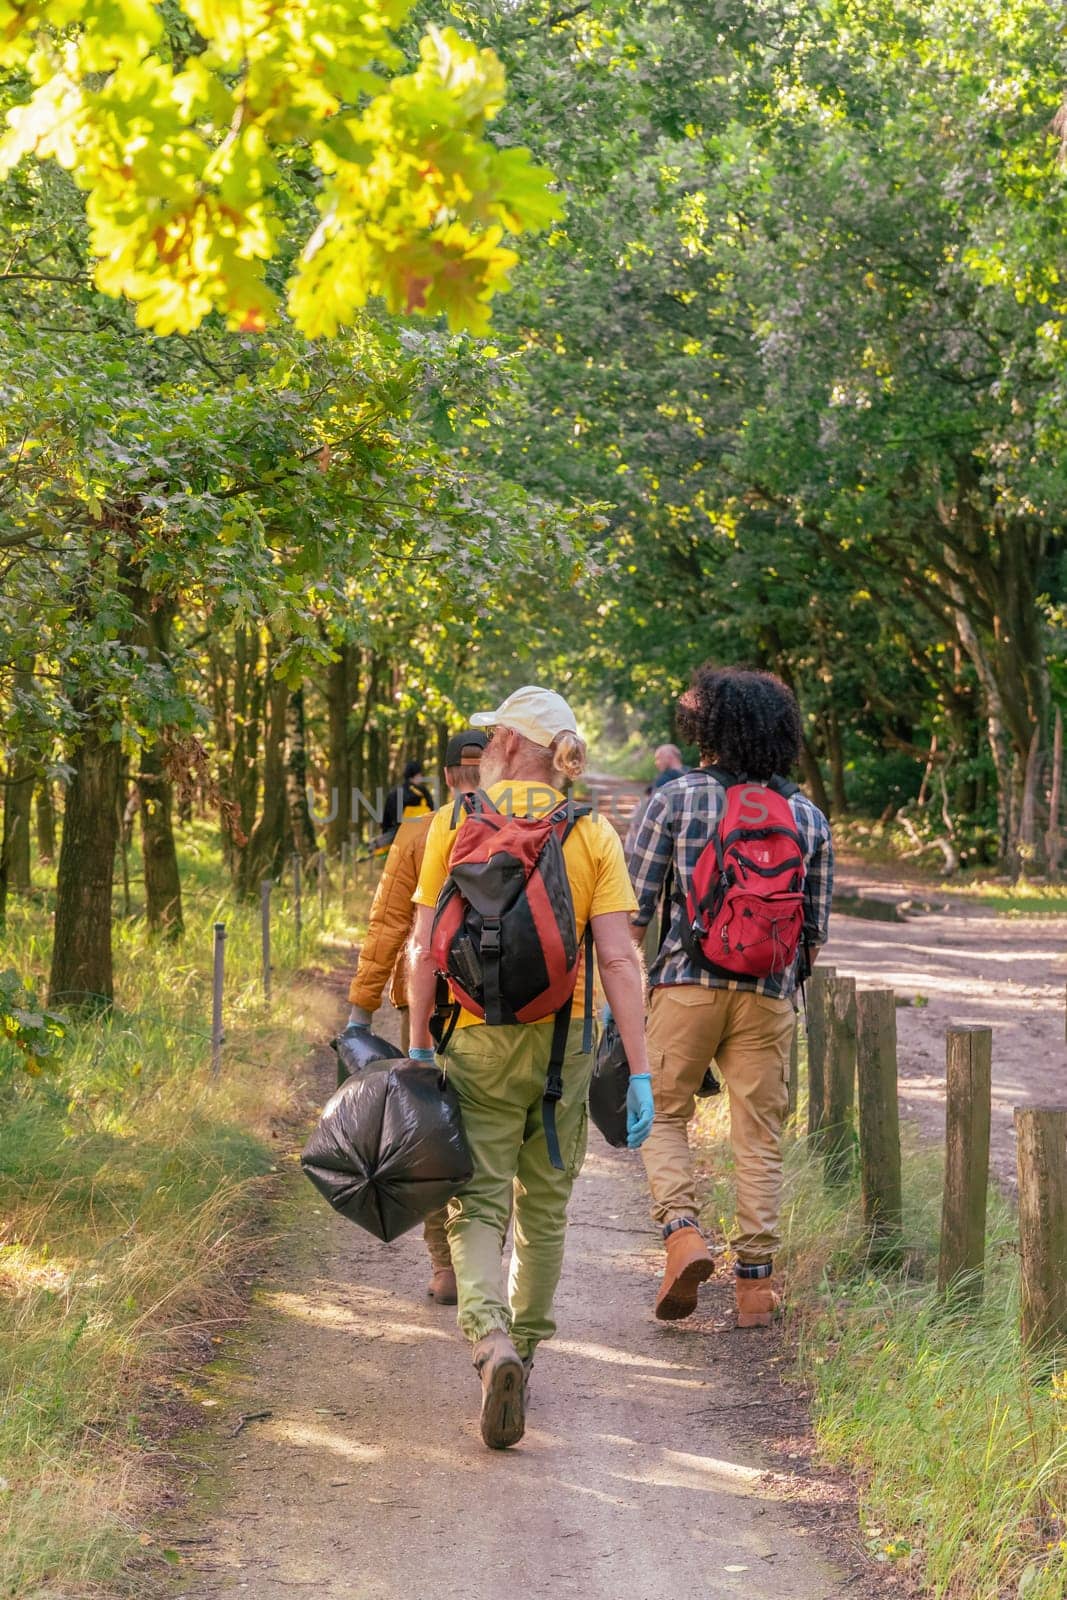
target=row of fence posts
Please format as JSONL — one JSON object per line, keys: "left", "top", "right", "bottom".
{"left": 209, "top": 837, "right": 376, "bottom": 1079}
{"left": 797, "top": 965, "right": 1067, "bottom": 1355}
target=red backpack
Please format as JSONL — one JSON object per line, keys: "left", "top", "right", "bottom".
{"left": 430, "top": 791, "right": 593, "bottom": 1169}
{"left": 680, "top": 770, "right": 808, "bottom": 981}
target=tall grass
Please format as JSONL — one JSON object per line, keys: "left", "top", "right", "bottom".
{"left": 696, "top": 1099, "right": 1067, "bottom": 1598}
{"left": 0, "top": 826, "right": 364, "bottom": 1598}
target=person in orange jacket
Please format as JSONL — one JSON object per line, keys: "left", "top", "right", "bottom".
{"left": 347, "top": 729, "right": 487, "bottom": 1303}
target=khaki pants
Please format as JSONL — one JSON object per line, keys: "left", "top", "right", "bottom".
{"left": 442, "top": 1018, "right": 592, "bottom": 1359}
{"left": 641, "top": 985, "right": 794, "bottom": 1263}
{"left": 398, "top": 1006, "right": 452, "bottom": 1270}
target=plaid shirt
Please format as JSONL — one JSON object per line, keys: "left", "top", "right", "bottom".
{"left": 627, "top": 769, "right": 834, "bottom": 999}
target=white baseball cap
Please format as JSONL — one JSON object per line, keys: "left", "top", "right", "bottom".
{"left": 469, "top": 685, "right": 581, "bottom": 748}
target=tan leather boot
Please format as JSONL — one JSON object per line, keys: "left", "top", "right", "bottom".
{"left": 427, "top": 1265, "right": 457, "bottom": 1304}
{"left": 734, "top": 1271, "right": 782, "bottom": 1328}
{"left": 654, "top": 1224, "right": 715, "bottom": 1321}
{"left": 472, "top": 1330, "right": 525, "bottom": 1450}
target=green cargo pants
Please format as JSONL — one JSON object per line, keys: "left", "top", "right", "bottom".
{"left": 442, "top": 1018, "right": 593, "bottom": 1360}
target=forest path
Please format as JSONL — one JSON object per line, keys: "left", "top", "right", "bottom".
{"left": 172, "top": 987, "right": 859, "bottom": 1600}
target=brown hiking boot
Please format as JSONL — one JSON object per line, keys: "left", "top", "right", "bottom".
{"left": 472, "top": 1330, "right": 525, "bottom": 1450}
{"left": 427, "top": 1266, "right": 457, "bottom": 1305}
{"left": 734, "top": 1271, "right": 782, "bottom": 1328}
{"left": 654, "top": 1224, "right": 715, "bottom": 1321}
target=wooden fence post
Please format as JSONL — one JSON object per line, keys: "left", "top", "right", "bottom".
{"left": 1015, "top": 1106, "right": 1067, "bottom": 1353}
{"left": 806, "top": 965, "right": 837, "bottom": 1149}
{"left": 938, "top": 1026, "right": 992, "bottom": 1301}
{"left": 856, "top": 988, "right": 903, "bottom": 1258}
{"left": 787, "top": 1015, "right": 800, "bottom": 1121}
{"left": 211, "top": 921, "right": 226, "bottom": 1076}
{"left": 824, "top": 974, "right": 857, "bottom": 1184}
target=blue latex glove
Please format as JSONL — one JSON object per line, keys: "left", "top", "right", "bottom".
{"left": 599, "top": 1002, "right": 613, "bottom": 1025}
{"left": 408, "top": 1046, "right": 436, "bottom": 1063}
{"left": 626, "top": 1073, "right": 655, "bottom": 1149}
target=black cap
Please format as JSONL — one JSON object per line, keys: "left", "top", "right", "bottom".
{"left": 402, "top": 759, "right": 424, "bottom": 783}
{"left": 444, "top": 728, "right": 488, "bottom": 767}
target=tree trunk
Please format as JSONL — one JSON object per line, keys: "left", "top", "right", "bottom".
{"left": 36, "top": 781, "right": 55, "bottom": 863}
{"left": 49, "top": 725, "right": 122, "bottom": 1010}
{"left": 325, "top": 643, "right": 352, "bottom": 856}
{"left": 285, "top": 685, "right": 319, "bottom": 862}
{"left": 3, "top": 665, "right": 36, "bottom": 892}
{"left": 127, "top": 583, "right": 183, "bottom": 937}
{"left": 823, "top": 708, "right": 848, "bottom": 817}
{"left": 1018, "top": 727, "right": 1043, "bottom": 874}
{"left": 1045, "top": 705, "right": 1064, "bottom": 880}
{"left": 209, "top": 636, "right": 233, "bottom": 868}
{"left": 798, "top": 733, "right": 831, "bottom": 817}
{"left": 232, "top": 626, "right": 263, "bottom": 856}
{"left": 139, "top": 744, "right": 183, "bottom": 938}
{"left": 238, "top": 670, "right": 290, "bottom": 897}
{"left": 1, "top": 762, "right": 33, "bottom": 894}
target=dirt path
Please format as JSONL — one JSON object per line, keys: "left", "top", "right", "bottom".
{"left": 173, "top": 1001, "right": 862, "bottom": 1600}
{"left": 824, "top": 902, "right": 1067, "bottom": 1190}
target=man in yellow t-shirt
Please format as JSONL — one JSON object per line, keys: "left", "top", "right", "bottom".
{"left": 408, "top": 685, "right": 654, "bottom": 1452}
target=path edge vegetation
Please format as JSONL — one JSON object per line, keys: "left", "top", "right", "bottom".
{"left": 0, "top": 826, "right": 355, "bottom": 1600}
{"left": 696, "top": 1070, "right": 1067, "bottom": 1600}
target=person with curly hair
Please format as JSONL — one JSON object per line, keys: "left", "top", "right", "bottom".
{"left": 627, "top": 665, "right": 834, "bottom": 1327}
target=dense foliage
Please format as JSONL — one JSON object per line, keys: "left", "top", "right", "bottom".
{"left": 1, "top": 0, "right": 1065, "bottom": 1019}
{"left": 459, "top": 0, "right": 1067, "bottom": 871}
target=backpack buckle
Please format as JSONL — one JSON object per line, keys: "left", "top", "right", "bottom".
{"left": 480, "top": 918, "right": 502, "bottom": 954}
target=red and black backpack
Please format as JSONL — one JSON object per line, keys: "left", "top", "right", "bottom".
{"left": 430, "top": 791, "right": 594, "bottom": 1169}
{"left": 680, "top": 769, "right": 809, "bottom": 981}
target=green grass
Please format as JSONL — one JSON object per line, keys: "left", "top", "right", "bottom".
{"left": 833, "top": 817, "right": 1067, "bottom": 916}
{"left": 696, "top": 1095, "right": 1067, "bottom": 1599}
{"left": 0, "top": 826, "right": 367, "bottom": 1599}
{"left": 934, "top": 879, "right": 1067, "bottom": 918}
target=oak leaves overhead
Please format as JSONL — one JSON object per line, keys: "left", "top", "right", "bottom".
{"left": 0, "top": 0, "right": 560, "bottom": 335}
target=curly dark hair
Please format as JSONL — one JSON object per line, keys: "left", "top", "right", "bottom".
{"left": 676, "top": 665, "right": 802, "bottom": 780}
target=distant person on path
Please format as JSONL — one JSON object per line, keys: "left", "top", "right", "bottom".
{"left": 347, "top": 729, "right": 487, "bottom": 1303}
{"left": 407, "top": 685, "right": 654, "bottom": 1451}
{"left": 377, "top": 759, "right": 435, "bottom": 850}
{"left": 628, "top": 666, "right": 833, "bottom": 1327}
{"left": 652, "top": 742, "right": 687, "bottom": 788}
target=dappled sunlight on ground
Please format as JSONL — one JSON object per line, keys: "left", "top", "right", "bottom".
{"left": 177, "top": 1140, "right": 847, "bottom": 1599}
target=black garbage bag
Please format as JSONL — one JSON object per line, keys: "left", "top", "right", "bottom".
{"left": 589, "top": 1019, "right": 630, "bottom": 1148}
{"left": 331, "top": 1022, "right": 398, "bottom": 1088}
{"left": 301, "top": 1061, "right": 474, "bottom": 1242}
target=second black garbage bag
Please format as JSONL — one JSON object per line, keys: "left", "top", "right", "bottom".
{"left": 301, "top": 1060, "right": 474, "bottom": 1242}
{"left": 589, "top": 1018, "right": 630, "bottom": 1148}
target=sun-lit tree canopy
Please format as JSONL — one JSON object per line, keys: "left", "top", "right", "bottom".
{"left": 0, "top": 0, "right": 560, "bottom": 333}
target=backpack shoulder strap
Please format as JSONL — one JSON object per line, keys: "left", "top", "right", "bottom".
{"left": 542, "top": 923, "right": 595, "bottom": 1172}
{"left": 449, "top": 787, "right": 498, "bottom": 826}
{"left": 769, "top": 774, "right": 801, "bottom": 800}
{"left": 701, "top": 765, "right": 738, "bottom": 790}
{"left": 555, "top": 800, "right": 592, "bottom": 844}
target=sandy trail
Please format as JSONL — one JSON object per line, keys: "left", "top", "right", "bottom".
{"left": 824, "top": 905, "right": 1067, "bottom": 1190}
{"left": 176, "top": 1018, "right": 849, "bottom": 1600}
